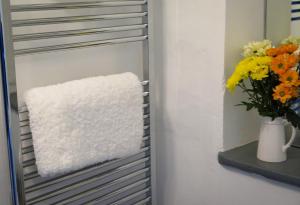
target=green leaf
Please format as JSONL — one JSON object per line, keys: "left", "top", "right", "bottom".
{"left": 286, "top": 109, "right": 300, "bottom": 129}
{"left": 246, "top": 104, "right": 254, "bottom": 111}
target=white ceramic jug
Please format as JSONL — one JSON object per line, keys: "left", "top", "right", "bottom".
{"left": 257, "top": 117, "right": 296, "bottom": 162}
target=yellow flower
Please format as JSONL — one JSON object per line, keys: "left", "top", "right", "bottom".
{"left": 250, "top": 65, "right": 269, "bottom": 80}
{"left": 248, "top": 57, "right": 272, "bottom": 80}
{"left": 226, "top": 56, "right": 272, "bottom": 92}
{"left": 226, "top": 73, "right": 241, "bottom": 92}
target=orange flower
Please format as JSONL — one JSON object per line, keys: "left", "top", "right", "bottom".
{"left": 266, "top": 48, "right": 279, "bottom": 57}
{"left": 281, "top": 44, "right": 298, "bottom": 54}
{"left": 270, "top": 54, "right": 298, "bottom": 75}
{"left": 279, "top": 70, "right": 300, "bottom": 86}
{"left": 291, "top": 87, "right": 299, "bottom": 98}
{"left": 266, "top": 44, "right": 298, "bottom": 57}
{"left": 287, "top": 54, "right": 298, "bottom": 67}
{"left": 271, "top": 54, "right": 291, "bottom": 75}
{"left": 273, "top": 83, "right": 298, "bottom": 103}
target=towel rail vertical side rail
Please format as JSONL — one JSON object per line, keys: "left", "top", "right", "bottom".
{"left": 144, "top": 0, "right": 157, "bottom": 204}
{"left": 143, "top": 0, "right": 157, "bottom": 205}
{"left": 142, "top": 4, "right": 151, "bottom": 205}
{"left": 0, "top": 0, "right": 25, "bottom": 204}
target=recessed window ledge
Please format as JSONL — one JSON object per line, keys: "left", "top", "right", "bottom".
{"left": 218, "top": 142, "right": 300, "bottom": 187}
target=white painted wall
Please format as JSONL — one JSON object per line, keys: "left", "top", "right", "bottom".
{"left": 154, "top": 0, "right": 300, "bottom": 205}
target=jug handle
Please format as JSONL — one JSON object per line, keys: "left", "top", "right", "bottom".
{"left": 282, "top": 120, "right": 297, "bottom": 153}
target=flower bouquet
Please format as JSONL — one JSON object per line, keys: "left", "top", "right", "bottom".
{"left": 226, "top": 36, "right": 300, "bottom": 162}
{"left": 226, "top": 37, "right": 300, "bottom": 128}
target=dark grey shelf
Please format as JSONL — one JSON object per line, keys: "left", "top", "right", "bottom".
{"left": 218, "top": 142, "right": 300, "bottom": 187}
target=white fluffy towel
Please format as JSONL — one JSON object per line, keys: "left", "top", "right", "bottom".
{"left": 24, "top": 72, "right": 144, "bottom": 177}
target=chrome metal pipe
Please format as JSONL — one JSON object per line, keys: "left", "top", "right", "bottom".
{"left": 13, "top": 24, "right": 148, "bottom": 41}
{"left": 18, "top": 99, "right": 149, "bottom": 114}
{"left": 15, "top": 36, "right": 148, "bottom": 55}
{"left": 141, "top": 80, "right": 149, "bottom": 86}
{"left": 15, "top": 36, "right": 148, "bottom": 56}
{"left": 0, "top": 0, "right": 26, "bottom": 204}
{"left": 15, "top": 35, "right": 148, "bottom": 55}
{"left": 12, "top": 12, "right": 148, "bottom": 27}
{"left": 11, "top": 0, "right": 147, "bottom": 12}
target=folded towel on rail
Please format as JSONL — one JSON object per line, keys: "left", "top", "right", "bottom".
{"left": 24, "top": 72, "right": 144, "bottom": 177}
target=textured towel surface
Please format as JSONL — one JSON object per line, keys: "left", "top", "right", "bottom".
{"left": 24, "top": 72, "right": 144, "bottom": 177}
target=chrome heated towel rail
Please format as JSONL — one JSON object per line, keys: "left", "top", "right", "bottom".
{"left": 0, "top": 1, "right": 155, "bottom": 204}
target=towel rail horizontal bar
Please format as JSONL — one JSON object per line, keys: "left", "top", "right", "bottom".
{"left": 19, "top": 102, "right": 149, "bottom": 115}
{"left": 24, "top": 147, "right": 149, "bottom": 190}
{"left": 28, "top": 177, "right": 150, "bottom": 205}
{"left": 19, "top": 103, "right": 149, "bottom": 123}
{"left": 26, "top": 159, "right": 150, "bottom": 203}
{"left": 20, "top": 121, "right": 149, "bottom": 142}
{"left": 13, "top": 24, "right": 148, "bottom": 42}
{"left": 12, "top": 12, "right": 148, "bottom": 27}
{"left": 18, "top": 91, "right": 148, "bottom": 114}
{"left": 23, "top": 160, "right": 36, "bottom": 169}
{"left": 27, "top": 167, "right": 150, "bottom": 198}
{"left": 19, "top": 113, "right": 149, "bottom": 128}
{"left": 18, "top": 99, "right": 149, "bottom": 114}
{"left": 23, "top": 151, "right": 148, "bottom": 178}
{"left": 20, "top": 122, "right": 149, "bottom": 138}
{"left": 22, "top": 141, "right": 149, "bottom": 161}
{"left": 22, "top": 147, "right": 33, "bottom": 155}
{"left": 22, "top": 134, "right": 150, "bottom": 151}
{"left": 23, "top": 166, "right": 36, "bottom": 176}
{"left": 25, "top": 159, "right": 149, "bottom": 193}
{"left": 134, "top": 197, "right": 151, "bottom": 205}
{"left": 84, "top": 181, "right": 149, "bottom": 205}
{"left": 22, "top": 131, "right": 150, "bottom": 164}
{"left": 141, "top": 80, "right": 149, "bottom": 86}
{"left": 22, "top": 138, "right": 149, "bottom": 169}
{"left": 110, "top": 187, "right": 150, "bottom": 205}
{"left": 20, "top": 123, "right": 150, "bottom": 139}
{"left": 19, "top": 106, "right": 149, "bottom": 122}
{"left": 87, "top": 179, "right": 150, "bottom": 204}
{"left": 20, "top": 134, "right": 32, "bottom": 141}
{"left": 54, "top": 169, "right": 150, "bottom": 205}
{"left": 22, "top": 144, "right": 149, "bottom": 168}
{"left": 19, "top": 91, "right": 148, "bottom": 119}
{"left": 11, "top": 0, "right": 147, "bottom": 12}
{"left": 22, "top": 135, "right": 150, "bottom": 158}
{"left": 21, "top": 139, "right": 32, "bottom": 149}
{"left": 15, "top": 35, "right": 148, "bottom": 55}
{"left": 24, "top": 174, "right": 39, "bottom": 182}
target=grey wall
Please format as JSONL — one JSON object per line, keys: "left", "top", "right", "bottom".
{"left": 266, "top": 0, "right": 291, "bottom": 44}
{"left": 223, "top": 0, "right": 264, "bottom": 150}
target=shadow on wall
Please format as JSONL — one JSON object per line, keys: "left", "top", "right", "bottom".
{"left": 223, "top": 0, "right": 265, "bottom": 150}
